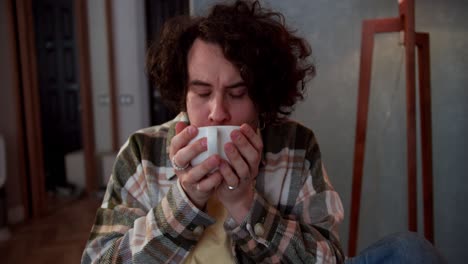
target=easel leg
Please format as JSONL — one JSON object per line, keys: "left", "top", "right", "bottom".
{"left": 349, "top": 17, "right": 403, "bottom": 256}
{"left": 348, "top": 20, "right": 374, "bottom": 257}
{"left": 416, "top": 32, "right": 434, "bottom": 244}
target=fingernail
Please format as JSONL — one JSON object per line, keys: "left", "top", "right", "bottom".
{"left": 241, "top": 124, "right": 251, "bottom": 134}
{"left": 201, "top": 138, "right": 207, "bottom": 147}
{"left": 188, "top": 126, "right": 196, "bottom": 135}
{"left": 209, "top": 156, "right": 220, "bottom": 166}
{"left": 231, "top": 130, "right": 241, "bottom": 141}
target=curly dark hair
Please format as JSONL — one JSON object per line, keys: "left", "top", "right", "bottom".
{"left": 147, "top": 0, "right": 315, "bottom": 124}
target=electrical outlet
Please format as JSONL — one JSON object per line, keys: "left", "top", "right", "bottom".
{"left": 119, "top": 94, "right": 134, "bottom": 105}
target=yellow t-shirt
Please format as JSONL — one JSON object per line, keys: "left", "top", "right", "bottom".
{"left": 183, "top": 196, "right": 235, "bottom": 264}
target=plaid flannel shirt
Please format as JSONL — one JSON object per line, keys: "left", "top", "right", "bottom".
{"left": 82, "top": 113, "right": 344, "bottom": 263}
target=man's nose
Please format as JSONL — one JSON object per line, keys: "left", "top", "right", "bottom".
{"left": 208, "top": 96, "right": 230, "bottom": 124}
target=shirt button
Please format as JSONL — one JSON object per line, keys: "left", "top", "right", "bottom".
{"left": 193, "top": 225, "right": 204, "bottom": 237}
{"left": 254, "top": 223, "right": 265, "bottom": 237}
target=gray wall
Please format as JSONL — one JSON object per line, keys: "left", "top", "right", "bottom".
{"left": 112, "top": 0, "right": 150, "bottom": 146}
{"left": 87, "top": 0, "right": 150, "bottom": 153}
{"left": 86, "top": 0, "right": 150, "bottom": 186}
{"left": 192, "top": 0, "right": 467, "bottom": 263}
{"left": 87, "top": 0, "right": 112, "bottom": 154}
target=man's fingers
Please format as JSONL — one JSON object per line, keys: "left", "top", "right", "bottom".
{"left": 196, "top": 172, "right": 223, "bottom": 193}
{"left": 173, "top": 138, "right": 207, "bottom": 168}
{"left": 230, "top": 129, "right": 260, "bottom": 172}
{"left": 219, "top": 161, "right": 239, "bottom": 188}
{"left": 175, "top": 122, "right": 188, "bottom": 134}
{"left": 183, "top": 156, "right": 221, "bottom": 184}
{"left": 171, "top": 125, "right": 198, "bottom": 154}
{"left": 240, "top": 123, "right": 263, "bottom": 151}
{"left": 224, "top": 142, "right": 250, "bottom": 180}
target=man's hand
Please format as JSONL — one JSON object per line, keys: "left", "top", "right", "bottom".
{"left": 170, "top": 122, "right": 223, "bottom": 209}
{"left": 217, "top": 123, "right": 263, "bottom": 224}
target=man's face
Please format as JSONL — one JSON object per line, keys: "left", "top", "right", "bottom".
{"left": 185, "top": 38, "right": 258, "bottom": 128}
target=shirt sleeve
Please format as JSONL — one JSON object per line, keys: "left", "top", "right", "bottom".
{"left": 81, "top": 134, "right": 215, "bottom": 264}
{"left": 224, "top": 131, "right": 345, "bottom": 263}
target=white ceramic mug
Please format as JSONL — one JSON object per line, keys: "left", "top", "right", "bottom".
{"left": 189, "top": 125, "right": 240, "bottom": 166}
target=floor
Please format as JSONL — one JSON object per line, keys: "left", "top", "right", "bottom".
{"left": 0, "top": 195, "right": 101, "bottom": 264}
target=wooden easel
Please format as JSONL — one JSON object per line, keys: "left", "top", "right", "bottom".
{"left": 348, "top": 0, "right": 434, "bottom": 256}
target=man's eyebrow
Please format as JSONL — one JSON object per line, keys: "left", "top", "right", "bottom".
{"left": 225, "top": 81, "right": 246, "bottom": 89}
{"left": 188, "top": 80, "right": 211, "bottom": 87}
{"left": 188, "top": 80, "right": 246, "bottom": 89}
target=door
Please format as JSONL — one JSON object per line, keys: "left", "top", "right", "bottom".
{"left": 33, "top": 0, "right": 81, "bottom": 192}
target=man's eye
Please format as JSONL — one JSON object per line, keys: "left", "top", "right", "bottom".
{"left": 198, "top": 93, "right": 210, "bottom": 98}
{"left": 230, "top": 92, "right": 246, "bottom": 98}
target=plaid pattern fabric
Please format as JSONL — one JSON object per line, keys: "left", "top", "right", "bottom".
{"left": 82, "top": 113, "right": 344, "bottom": 263}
